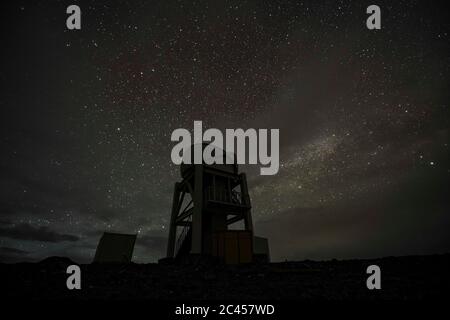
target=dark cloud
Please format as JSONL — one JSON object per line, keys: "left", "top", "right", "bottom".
{"left": 0, "top": 246, "right": 30, "bottom": 263}
{"left": 0, "top": 223, "right": 79, "bottom": 243}
{"left": 0, "top": 246, "right": 29, "bottom": 255}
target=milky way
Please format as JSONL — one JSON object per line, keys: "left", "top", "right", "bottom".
{"left": 1, "top": 0, "right": 449, "bottom": 262}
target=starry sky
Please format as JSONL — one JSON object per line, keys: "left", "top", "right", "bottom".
{"left": 0, "top": 0, "right": 449, "bottom": 263}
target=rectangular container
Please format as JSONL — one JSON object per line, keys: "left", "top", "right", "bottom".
{"left": 213, "top": 230, "right": 253, "bottom": 264}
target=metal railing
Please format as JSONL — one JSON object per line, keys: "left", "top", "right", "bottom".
{"left": 205, "top": 187, "right": 243, "bottom": 205}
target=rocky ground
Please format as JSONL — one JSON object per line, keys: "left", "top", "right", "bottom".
{"left": 1, "top": 254, "right": 449, "bottom": 300}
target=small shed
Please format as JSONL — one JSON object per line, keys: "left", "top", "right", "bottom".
{"left": 93, "top": 232, "right": 137, "bottom": 263}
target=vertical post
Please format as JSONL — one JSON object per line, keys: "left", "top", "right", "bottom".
{"left": 212, "top": 175, "right": 216, "bottom": 201}
{"left": 191, "top": 165, "right": 203, "bottom": 254}
{"left": 166, "top": 182, "right": 180, "bottom": 258}
{"left": 240, "top": 173, "right": 253, "bottom": 231}
{"left": 227, "top": 177, "right": 231, "bottom": 202}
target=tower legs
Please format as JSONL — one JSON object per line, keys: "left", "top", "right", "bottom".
{"left": 166, "top": 183, "right": 180, "bottom": 258}
{"left": 240, "top": 173, "right": 253, "bottom": 231}
{"left": 190, "top": 165, "right": 203, "bottom": 254}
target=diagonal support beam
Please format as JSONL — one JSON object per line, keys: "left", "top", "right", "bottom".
{"left": 226, "top": 214, "right": 244, "bottom": 225}
{"left": 176, "top": 207, "right": 194, "bottom": 224}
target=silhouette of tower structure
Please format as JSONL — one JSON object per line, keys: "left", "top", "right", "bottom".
{"left": 166, "top": 144, "right": 260, "bottom": 263}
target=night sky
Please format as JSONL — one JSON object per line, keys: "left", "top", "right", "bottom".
{"left": 1, "top": 0, "right": 449, "bottom": 263}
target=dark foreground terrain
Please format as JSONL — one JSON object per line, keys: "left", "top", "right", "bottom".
{"left": 1, "top": 254, "right": 449, "bottom": 300}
